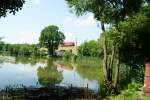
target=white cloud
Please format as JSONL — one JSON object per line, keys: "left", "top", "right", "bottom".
{"left": 64, "top": 32, "right": 79, "bottom": 40}
{"left": 63, "top": 17, "right": 73, "bottom": 24}
{"left": 63, "top": 31, "right": 100, "bottom": 45}
{"left": 75, "top": 16, "right": 97, "bottom": 27}
{"left": 61, "top": 15, "right": 99, "bottom": 45}
{"left": 63, "top": 32, "right": 82, "bottom": 45}
{"left": 34, "top": 0, "right": 40, "bottom": 5}
{"left": 63, "top": 15, "right": 97, "bottom": 27}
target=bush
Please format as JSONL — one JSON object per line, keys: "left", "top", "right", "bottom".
{"left": 78, "top": 40, "right": 102, "bottom": 57}
{"left": 63, "top": 51, "right": 75, "bottom": 61}
{"left": 99, "top": 81, "right": 115, "bottom": 98}
{"left": 120, "top": 83, "right": 141, "bottom": 100}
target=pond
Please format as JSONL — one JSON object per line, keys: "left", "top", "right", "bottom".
{"left": 0, "top": 56, "right": 102, "bottom": 93}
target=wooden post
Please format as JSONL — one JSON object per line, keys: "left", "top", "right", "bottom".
{"left": 87, "top": 84, "right": 88, "bottom": 91}
{"left": 70, "top": 84, "right": 72, "bottom": 98}
{"left": 87, "top": 84, "right": 89, "bottom": 98}
{"left": 143, "top": 62, "right": 150, "bottom": 95}
{"left": 57, "top": 86, "right": 59, "bottom": 96}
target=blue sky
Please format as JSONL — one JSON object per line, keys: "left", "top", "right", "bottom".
{"left": 0, "top": 0, "right": 100, "bottom": 45}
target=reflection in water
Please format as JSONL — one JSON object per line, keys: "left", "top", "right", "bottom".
{"left": 37, "top": 58, "right": 63, "bottom": 87}
{"left": 58, "top": 66, "right": 99, "bottom": 92}
{"left": 0, "top": 63, "right": 41, "bottom": 88}
{"left": 0, "top": 56, "right": 101, "bottom": 92}
{"left": 77, "top": 63, "right": 103, "bottom": 81}
{"left": 15, "top": 56, "right": 47, "bottom": 66}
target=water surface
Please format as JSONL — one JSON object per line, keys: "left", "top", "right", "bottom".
{"left": 0, "top": 56, "right": 101, "bottom": 93}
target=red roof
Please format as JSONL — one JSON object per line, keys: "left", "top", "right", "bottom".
{"left": 60, "top": 42, "right": 75, "bottom": 47}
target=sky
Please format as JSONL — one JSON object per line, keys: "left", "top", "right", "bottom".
{"left": 0, "top": 0, "right": 100, "bottom": 45}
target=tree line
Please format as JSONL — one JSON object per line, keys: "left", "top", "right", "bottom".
{"left": 0, "top": 25, "right": 65, "bottom": 57}
{"left": 0, "top": 43, "right": 41, "bottom": 56}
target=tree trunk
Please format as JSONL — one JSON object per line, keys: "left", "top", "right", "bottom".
{"left": 113, "top": 50, "right": 120, "bottom": 91}
{"left": 101, "top": 22, "right": 108, "bottom": 81}
{"left": 108, "top": 45, "right": 115, "bottom": 81}
{"left": 128, "top": 65, "right": 132, "bottom": 83}
{"left": 48, "top": 46, "right": 54, "bottom": 56}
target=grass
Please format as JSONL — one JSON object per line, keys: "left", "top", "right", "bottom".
{"left": 107, "top": 82, "right": 150, "bottom": 100}
{"left": 108, "top": 93, "right": 150, "bottom": 100}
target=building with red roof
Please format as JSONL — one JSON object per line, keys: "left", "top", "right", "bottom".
{"left": 56, "top": 42, "right": 77, "bottom": 56}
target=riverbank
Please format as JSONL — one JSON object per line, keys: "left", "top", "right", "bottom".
{"left": 107, "top": 83, "right": 150, "bottom": 100}
{"left": 0, "top": 55, "right": 16, "bottom": 64}
{"left": 108, "top": 91, "right": 150, "bottom": 100}
{"left": 0, "top": 86, "right": 100, "bottom": 100}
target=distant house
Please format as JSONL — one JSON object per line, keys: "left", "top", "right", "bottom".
{"left": 56, "top": 42, "right": 77, "bottom": 56}
{"left": 39, "top": 42, "right": 77, "bottom": 56}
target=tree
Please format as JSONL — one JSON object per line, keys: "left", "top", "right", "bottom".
{"left": 0, "top": 0, "right": 25, "bottom": 17}
{"left": 0, "top": 38, "right": 4, "bottom": 53}
{"left": 105, "top": 5, "right": 150, "bottom": 86}
{"left": 65, "top": 0, "right": 143, "bottom": 91}
{"left": 78, "top": 40, "right": 102, "bottom": 57}
{"left": 39, "top": 25, "right": 65, "bottom": 56}
{"left": 115, "top": 5, "right": 150, "bottom": 66}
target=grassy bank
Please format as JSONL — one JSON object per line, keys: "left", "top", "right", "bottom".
{"left": 108, "top": 83, "right": 150, "bottom": 100}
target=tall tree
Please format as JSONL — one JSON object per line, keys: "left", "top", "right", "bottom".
{"left": 66, "top": 0, "right": 143, "bottom": 91}
{"left": 39, "top": 25, "right": 65, "bottom": 56}
{"left": 116, "top": 6, "right": 150, "bottom": 66}
{"left": 107, "top": 5, "right": 150, "bottom": 85}
{"left": 0, "top": 0, "right": 25, "bottom": 17}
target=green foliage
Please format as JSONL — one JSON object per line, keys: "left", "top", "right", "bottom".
{"left": 66, "top": 0, "right": 143, "bottom": 23}
{"left": 108, "top": 83, "right": 144, "bottom": 100}
{"left": 108, "top": 5, "right": 150, "bottom": 66}
{"left": 0, "top": 43, "right": 41, "bottom": 56}
{"left": 119, "top": 83, "right": 141, "bottom": 100}
{"left": 119, "top": 64, "right": 144, "bottom": 89}
{"left": 130, "top": 65, "right": 144, "bottom": 84}
{"left": 99, "top": 30, "right": 117, "bottom": 55}
{"left": 63, "top": 51, "right": 73, "bottom": 61}
{"left": 66, "top": 1, "right": 150, "bottom": 97}
{"left": 76, "top": 57, "right": 103, "bottom": 81}
{"left": 102, "top": 6, "right": 150, "bottom": 90}
{"left": 63, "top": 51, "right": 78, "bottom": 62}
{"left": 0, "top": 0, "right": 25, "bottom": 17}
{"left": 141, "top": 4, "right": 150, "bottom": 17}
{"left": 0, "top": 39, "right": 4, "bottom": 53}
{"left": 39, "top": 25, "right": 65, "bottom": 56}
{"left": 15, "top": 56, "right": 46, "bottom": 66}
{"left": 73, "top": 54, "right": 78, "bottom": 62}
{"left": 99, "top": 81, "right": 115, "bottom": 98}
{"left": 78, "top": 40, "right": 102, "bottom": 57}
{"left": 100, "top": 5, "right": 150, "bottom": 94}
